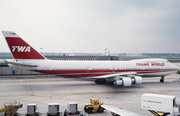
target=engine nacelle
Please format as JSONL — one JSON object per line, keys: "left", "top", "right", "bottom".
{"left": 114, "top": 80, "right": 123, "bottom": 86}
{"left": 122, "top": 78, "right": 132, "bottom": 86}
{"left": 114, "top": 78, "right": 132, "bottom": 86}
{"left": 131, "top": 76, "right": 142, "bottom": 84}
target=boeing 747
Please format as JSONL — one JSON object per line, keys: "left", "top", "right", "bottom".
{"left": 1, "top": 31, "right": 178, "bottom": 86}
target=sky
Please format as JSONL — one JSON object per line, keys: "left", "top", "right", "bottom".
{"left": 0, "top": 0, "right": 180, "bottom": 53}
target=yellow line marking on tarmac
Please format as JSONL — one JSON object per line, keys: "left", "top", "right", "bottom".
{"left": 78, "top": 78, "right": 83, "bottom": 81}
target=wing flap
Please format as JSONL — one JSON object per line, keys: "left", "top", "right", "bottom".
{"left": 91, "top": 72, "right": 137, "bottom": 79}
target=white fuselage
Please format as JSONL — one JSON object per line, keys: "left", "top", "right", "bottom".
{"left": 6, "top": 58, "right": 178, "bottom": 78}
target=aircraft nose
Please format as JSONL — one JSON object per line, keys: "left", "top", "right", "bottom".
{"left": 173, "top": 64, "right": 179, "bottom": 71}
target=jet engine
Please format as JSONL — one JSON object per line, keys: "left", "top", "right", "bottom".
{"left": 131, "top": 76, "right": 142, "bottom": 84}
{"left": 113, "top": 78, "right": 132, "bottom": 86}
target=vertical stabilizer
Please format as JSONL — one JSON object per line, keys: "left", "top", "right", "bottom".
{"left": 2, "top": 31, "right": 45, "bottom": 59}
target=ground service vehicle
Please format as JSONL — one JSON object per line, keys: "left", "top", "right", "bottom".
{"left": 84, "top": 98, "right": 105, "bottom": 114}
{"left": 0, "top": 101, "right": 23, "bottom": 116}
{"left": 141, "top": 93, "right": 180, "bottom": 116}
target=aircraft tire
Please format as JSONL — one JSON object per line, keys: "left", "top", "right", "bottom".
{"left": 95, "top": 79, "right": 106, "bottom": 84}
{"left": 160, "top": 76, "right": 164, "bottom": 83}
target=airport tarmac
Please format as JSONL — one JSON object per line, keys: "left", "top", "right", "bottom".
{"left": 0, "top": 74, "right": 180, "bottom": 116}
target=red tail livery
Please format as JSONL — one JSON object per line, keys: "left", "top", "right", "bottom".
{"left": 2, "top": 31, "right": 45, "bottom": 59}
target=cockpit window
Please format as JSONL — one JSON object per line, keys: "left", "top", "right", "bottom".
{"left": 167, "top": 60, "right": 169, "bottom": 62}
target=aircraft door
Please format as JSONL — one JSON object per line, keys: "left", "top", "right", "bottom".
{"left": 161, "top": 61, "right": 165, "bottom": 72}
{"left": 46, "top": 66, "right": 52, "bottom": 73}
{"left": 86, "top": 66, "right": 92, "bottom": 72}
{"left": 111, "top": 66, "right": 117, "bottom": 72}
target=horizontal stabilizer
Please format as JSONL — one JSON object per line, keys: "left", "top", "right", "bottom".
{"left": 7, "top": 61, "right": 38, "bottom": 67}
{"left": 0, "top": 59, "right": 6, "bottom": 64}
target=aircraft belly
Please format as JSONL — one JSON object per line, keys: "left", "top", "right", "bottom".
{"left": 138, "top": 71, "right": 175, "bottom": 77}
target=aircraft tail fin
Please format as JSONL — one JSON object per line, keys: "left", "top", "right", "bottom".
{"left": 2, "top": 31, "right": 46, "bottom": 59}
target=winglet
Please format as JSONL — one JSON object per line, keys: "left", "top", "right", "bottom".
{"left": 2, "top": 31, "right": 46, "bottom": 59}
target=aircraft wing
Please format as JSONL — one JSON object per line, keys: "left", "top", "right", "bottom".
{"left": 102, "top": 104, "right": 143, "bottom": 116}
{"left": 7, "top": 61, "right": 38, "bottom": 67}
{"left": 91, "top": 72, "right": 137, "bottom": 79}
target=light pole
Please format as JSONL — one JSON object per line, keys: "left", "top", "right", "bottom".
{"left": 40, "top": 48, "right": 43, "bottom": 54}
{"left": 105, "top": 49, "right": 107, "bottom": 55}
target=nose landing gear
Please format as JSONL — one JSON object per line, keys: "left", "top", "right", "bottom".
{"left": 160, "top": 76, "right": 164, "bottom": 83}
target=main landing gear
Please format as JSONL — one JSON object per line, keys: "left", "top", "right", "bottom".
{"left": 160, "top": 76, "right": 164, "bottom": 83}
{"left": 95, "top": 79, "right": 106, "bottom": 84}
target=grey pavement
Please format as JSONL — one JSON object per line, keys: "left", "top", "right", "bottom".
{"left": 0, "top": 74, "right": 180, "bottom": 116}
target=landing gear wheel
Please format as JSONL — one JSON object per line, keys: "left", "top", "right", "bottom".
{"left": 95, "top": 79, "right": 106, "bottom": 84}
{"left": 109, "top": 81, "right": 115, "bottom": 86}
{"left": 160, "top": 76, "right": 164, "bottom": 83}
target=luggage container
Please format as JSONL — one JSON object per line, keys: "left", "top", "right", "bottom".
{"left": 67, "top": 102, "right": 80, "bottom": 115}
{"left": 26, "top": 103, "right": 39, "bottom": 116}
{"left": 47, "top": 103, "right": 60, "bottom": 116}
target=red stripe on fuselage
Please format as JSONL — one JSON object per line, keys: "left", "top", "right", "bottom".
{"left": 31, "top": 69, "right": 177, "bottom": 77}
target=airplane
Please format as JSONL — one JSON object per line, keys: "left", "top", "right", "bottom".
{"left": 1, "top": 31, "right": 178, "bottom": 86}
